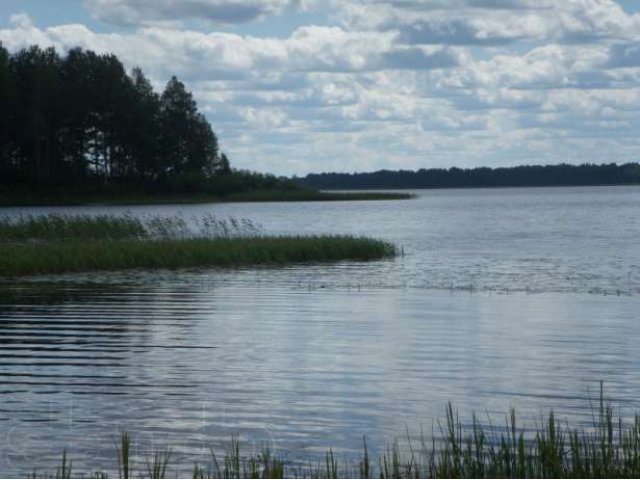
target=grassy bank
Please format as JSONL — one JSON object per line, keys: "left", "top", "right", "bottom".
{"left": 0, "top": 188, "right": 413, "bottom": 206}
{"left": 224, "top": 189, "right": 414, "bottom": 202}
{"left": 0, "top": 214, "right": 395, "bottom": 276}
{"left": 33, "top": 388, "right": 640, "bottom": 478}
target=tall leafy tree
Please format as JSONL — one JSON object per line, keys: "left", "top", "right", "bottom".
{"left": 0, "top": 44, "right": 231, "bottom": 194}
{"left": 0, "top": 43, "right": 14, "bottom": 181}
{"left": 10, "top": 46, "right": 63, "bottom": 185}
{"left": 128, "top": 67, "right": 162, "bottom": 182}
{"left": 219, "top": 152, "right": 231, "bottom": 175}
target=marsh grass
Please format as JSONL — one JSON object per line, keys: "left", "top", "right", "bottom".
{"left": 115, "top": 432, "right": 132, "bottom": 479}
{"left": 37, "top": 386, "right": 640, "bottom": 478}
{"left": 146, "top": 447, "right": 172, "bottom": 479}
{"left": 0, "top": 213, "right": 262, "bottom": 242}
{"left": 55, "top": 450, "right": 72, "bottom": 479}
{"left": 0, "top": 214, "right": 147, "bottom": 242}
{"left": 0, "top": 235, "right": 395, "bottom": 276}
{"left": 0, "top": 213, "right": 394, "bottom": 275}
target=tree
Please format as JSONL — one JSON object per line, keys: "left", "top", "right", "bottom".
{"left": 0, "top": 42, "right": 14, "bottom": 181}
{"left": 160, "top": 76, "right": 198, "bottom": 177}
{"left": 9, "top": 45, "right": 63, "bottom": 186}
{"left": 0, "top": 44, "right": 232, "bottom": 194}
{"left": 127, "top": 67, "right": 162, "bottom": 182}
{"left": 219, "top": 152, "right": 231, "bottom": 175}
{"left": 159, "top": 76, "right": 220, "bottom": 185}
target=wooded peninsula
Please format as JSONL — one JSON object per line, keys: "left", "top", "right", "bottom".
{"left": 0, "top": 43, "right": 408, "bottom": 205}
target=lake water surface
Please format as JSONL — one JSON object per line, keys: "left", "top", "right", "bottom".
{"left": 1, "top": 186, "right": 639, "bottom": 476}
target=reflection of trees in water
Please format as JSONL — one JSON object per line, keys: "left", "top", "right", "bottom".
{"left": 0, "top": 281, "right": 207, "bottom": 348}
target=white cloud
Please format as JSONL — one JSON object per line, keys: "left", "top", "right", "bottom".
{"left": 337, "top": 0, "right": 640, "bottom": 45}
{"left": 2, "top": 1, "right": 640, "bottom": 175}
{"left": 83, "top": 0, "right": 305, "bottom": 26}
{"left": 0, "top": 19, "right": 460, "bottom": 78}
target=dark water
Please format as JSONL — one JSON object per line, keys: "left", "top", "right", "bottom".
{"left": 1, "top": 186, "right": 639, "bottom": 476}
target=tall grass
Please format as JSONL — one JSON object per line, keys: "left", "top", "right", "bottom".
{"left": 0, "top": 214, "right": 147, "bottom": 241}
{"left": 35, "top": 387, "right": 640, "bottom": 478}
{"left": 0, "top": 213, "right": 394, "bottom": 276}
{"left": 0, "top": 236, "right": 396, "bottom": 276}
{"left": 115, "top": 432, "right": 133, "bottom": 479}
{"left": 0, "top": 213, "right": 262, "bottom": 242}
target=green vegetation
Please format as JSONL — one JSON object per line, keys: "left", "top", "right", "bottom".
{"left": 0, "top": 213, "right": 261, "bottom": 242}
{"left": 223, "top": 189, "right": 414, "bottom": 203}
{"left": 298, "top": 162, "right": 640, "bottom": 190}
{"left": 0, "top": 186, "right": 413, "bottom": 206}
{"left": 0, "top": 44, "right": 412, "bottom": 206}
{"left": 33, "top": 387, "right": 640, "bottom": 478}
{"left": 0, "top": 44, "right": 229, "bottom": 195}
{"left": 0, "top": 236, "right": 395, "bottom": 276}
{"left": 0, "top": 214, "right": 148, "bottom": 241}
{"left": 0, "top": 213, "right": 395, "bottom": 276}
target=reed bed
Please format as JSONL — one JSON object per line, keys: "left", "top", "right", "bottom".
{"left": 0, "top": 213, "right": 395, "bottom": 276}
{"left": 0, "top": 236, "right": 395, "bottom": 276}
{"left": 0, "top": 213, "right": 261, "bottom": 242}
{"left": 34, "top": 388, "right": 640, "bottom": 479}
{"left": 0, "top": 214, "right": 148, "bottom": 241}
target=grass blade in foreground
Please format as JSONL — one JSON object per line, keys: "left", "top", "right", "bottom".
{"left": 37, "top": 387, "right": 640, "bottom": 478}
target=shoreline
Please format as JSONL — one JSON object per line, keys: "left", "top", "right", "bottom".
{"left": 0, "top": 189, "right": 414, "bottom": 207}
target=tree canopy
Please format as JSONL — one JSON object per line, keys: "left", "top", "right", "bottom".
{"left": 0, "top": 43, "right": 229, "bottom": 194}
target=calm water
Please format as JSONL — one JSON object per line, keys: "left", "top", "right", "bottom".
{"left": 1, "top": 186, "right": 639, "bottom": 476}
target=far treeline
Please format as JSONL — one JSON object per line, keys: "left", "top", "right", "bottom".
{"left": 0, "top": 43, "right": 294, "bottom": 200}
{"left": 298, "top": 163, "right": 640, "bottom": 190}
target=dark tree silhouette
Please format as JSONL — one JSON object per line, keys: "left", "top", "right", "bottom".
{"left": 219, "top": 152, "right": 231, "bottom": 175}
{"left": 298, "top": 163, "right": 640, "bottom": 190}
{"left": 0, "top": 43, "right": 233, "bottom": 196}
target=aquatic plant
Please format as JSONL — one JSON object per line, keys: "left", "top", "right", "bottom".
{"left": 0, "top": 213, "right": 263, "bottom": 242}
{"left": 0, "top": 236, "right": 395, "bottom": 276}
{"left": 0, "top": 213, "right": 147, "bottom": 242}
{"left": 35, "top": 386, "right": 640, "bottom": 478}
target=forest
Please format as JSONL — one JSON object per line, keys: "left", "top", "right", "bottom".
{"left": 298, "top": 163, "right": 640, "bottom": 190}
{"left": 0, "top": 43, "right": 294, "bottom": 198}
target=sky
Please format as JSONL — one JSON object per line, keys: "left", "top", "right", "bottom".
{"left": 1, "top": 1, "right": 640, "bottom": 175}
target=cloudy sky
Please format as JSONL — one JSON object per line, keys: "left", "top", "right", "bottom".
{"left": 1, "top": 0, "right": 640, "bottom": 175}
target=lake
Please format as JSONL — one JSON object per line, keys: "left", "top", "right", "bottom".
{"left": 1, "top": 186, "right": 639, "bottom": 476}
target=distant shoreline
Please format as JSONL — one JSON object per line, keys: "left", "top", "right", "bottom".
{"left": 296, "top": 162, "right": 640, "bottom": 191}
{"left": 318, "top": 182, "right": 640, "bottom": 191}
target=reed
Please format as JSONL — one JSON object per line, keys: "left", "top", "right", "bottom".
{"left": 0, "top": 213, "right": 262, "bottom": 242}
{"left": 146, "top": 447, "right": 172, "bottom": 479}
{"left": 0, "top": 214, "right": 147, "bottom": 242}
{"left": 0, "top": 213, "right": 394, "bottom": 275}
{"left": 115, "top": 432, "right": 133, "bottom": 479}
{"left": 0, "top": 236, "right": 396, "bottom": 276}
{"left": 34, "top": 386, "right": 640, "bottom": 478}
{"left": 55, "top": 449, "right": 72, "bottom": 479}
